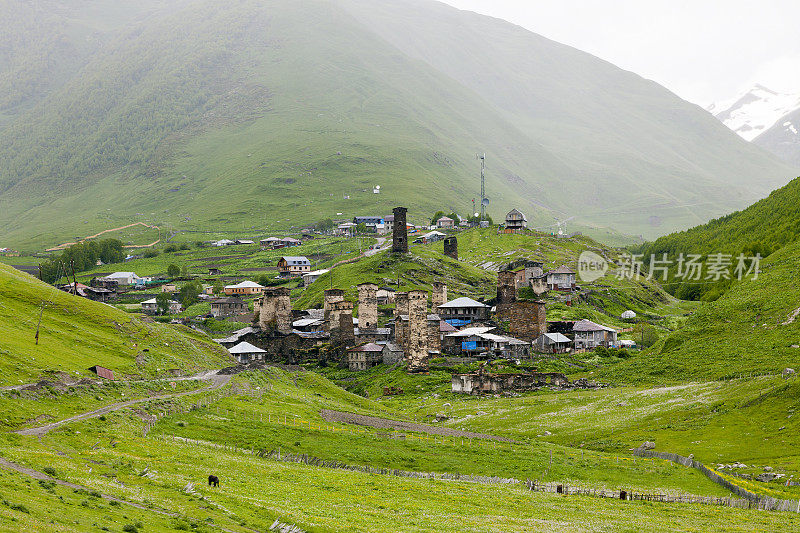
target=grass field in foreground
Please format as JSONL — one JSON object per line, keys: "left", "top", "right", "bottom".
{"left": 2, "top": 415, "right": 798, "bottom": 533}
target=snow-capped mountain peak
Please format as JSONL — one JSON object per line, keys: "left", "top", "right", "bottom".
{"left": 708, "top": 84, "right": 800, "bottom": 142}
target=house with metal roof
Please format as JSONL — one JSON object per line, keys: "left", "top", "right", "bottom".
{"left": 224, "top": 280, "right": 265, "bottom": 296}
{"left": 504, "top": 209, "right": 527, "bottom": 233}
{"left": 228, "top": 341, "right": 267, "bottom": 364}
{"left": 437, "top": 297, "right": 490, "bottom": 324}
{"left": 302, "top": 269, "right": 329, "bottom": 287}
{"left": 533, "top": 332, "right": 573, "bottom": 354}
{"left": 277, "top": 256, "right": 311, "bottom": 277}
{"left": 347, "top": 342, "right": 384, "bottom": 370}
{"left": 572, "top": 319, "right": 618, "bottom": 350}
{"left": 546, "top": 265, "right": 577, "bottom": 291}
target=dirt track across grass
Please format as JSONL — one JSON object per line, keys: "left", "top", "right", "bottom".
{"left": 319, "top": 409, "right": 517, "bottom": 442}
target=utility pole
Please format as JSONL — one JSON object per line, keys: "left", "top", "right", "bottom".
{"left": 34, "top": 303, "right": 44, "bottom": 345}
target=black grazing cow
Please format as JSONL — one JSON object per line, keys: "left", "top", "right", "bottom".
{"left": 208, "top": 475, "right": 219, "bottom": 487}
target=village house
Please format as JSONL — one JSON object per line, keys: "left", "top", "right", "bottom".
{"left": 382, "top": 343, "right": 404, "bottom": 364}
{"left": 58, "top": 282, "right": 115, "bottom": 302}
{"left": 210, "top": 297, "right": 248, "bottom": 318}
{"left": 383, "top": 214, "right": 394, "bottom": 234}
{"left": 100, "top": 271, "right": 143, "bottom": 287}
{"left": 546, "top": 265, "right": 577, "bottom": 291}
{"left": 504, "top": 209, "right": 527, "bottom": 233}
{"left": 376, "top": 286, "right": 396, "bottom": 305}
{"left": 436, "top": 216, "right": 455, "bottom": 229}
{"left": 161, "top": 283, "right": 177, "bottom": 293}
{"left": 347, "top": 342, "right": 384, "bottom": 371}
{"left": 352, "top": 216, "right": 384, "bottom": 233}
{"left": 260, "top": 237, "right": 282, "bottom": 249}
{"left": 302, "top": 269, "right": 329, "bottom": 287}
{"left": 337, "top": 222, "right": 356, "bottom": 236}
{"left": 533, "top": 332, "right": 572, "bottom": 354}
{"left": 229, "top": 341, "right": 267, "bottom": 364}
{"left": 141, "top": 298, "right": 182, "bottom": 315}
{"left": 437, "top": 297, "right": 490, "bottom": 325}
{"left": 277, "top": 256, "right": 311, "bottom": 277}
{"left": 235, "top": 239, "right": 255, "bottom": 245}
{"left": 573, "top": 319, "right": 618, "bottom": 350}
{"left": 212, "top": 239, "right": 235, "bottom": 247}
{"left": 444, "top": 327, "right": 529, "bottom": 359}
{"left": 208, "top": 267, "right": 222, "bottom": 275}
{"left": 414, "top": 230, "right": 446, "bottom": 244}
{"left": 224, "top": 280, "right": 265, "bottom": 296}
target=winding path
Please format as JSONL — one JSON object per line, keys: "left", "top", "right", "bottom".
{"left": 15, "top": 371, "right": 231, "bottom": 436}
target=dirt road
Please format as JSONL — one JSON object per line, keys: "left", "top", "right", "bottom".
{"left": 15, "top": 372, "right": 231, "bottom": 436}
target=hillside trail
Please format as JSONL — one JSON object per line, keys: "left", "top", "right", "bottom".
{"left": 0, "top": 368, "right": 222, "bottom": 392}
{"left": 14, "top": 371, "right": 231, "bottom": 437}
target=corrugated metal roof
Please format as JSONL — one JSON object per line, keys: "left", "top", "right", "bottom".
{"left": 229, "top": 341, "right": 267, "bottom": 354}
{"left": 438, "top": 297, "right": 488, "bottom": 309}
{"left": 573, "top": 319, "right": 616, "bottom": 332}
{"left": 280, "top": 256, "right": 310, "bottom": 265}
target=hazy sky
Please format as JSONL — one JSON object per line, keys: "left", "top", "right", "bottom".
{"left": 441, "top": 0, "right": 800, "bottom": 106}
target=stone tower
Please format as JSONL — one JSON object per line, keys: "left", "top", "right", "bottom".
{"left": 406, "top": 290, "right": 429, "bottom": 373}
{"left": 323, "top": 289, "right": 345, "bottom": 333}
{"left": 393, "top": 292, "right": 409, "bottom": 349}
{"left": 443, "top": 236, "right": 458, "bottom": 260}
{"left": 256, "top": 288, "right": 292, "bottom": 334}
{"left": 357, "top": 283, "right": 379, "bottom": 331}
{"left": 508, "top": 300, "right": 547, "bottom": 342}
{"left": 496, "top": 269, "right": 517, "bottom": 321}
{"left": 329, "top": 300, "right": 355, "bottom": 346}
{"left": 431, "top": 282, "right": 447, "bottom": 313}
{"left": 392, "top": 207, "right": 408, "bottom": 253}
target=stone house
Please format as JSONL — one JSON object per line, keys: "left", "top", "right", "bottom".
{"left": 382, "top": 343, "right": 404, "bottom": 364}
{"left": 436, "top": 216, "right": 455, "bottom": 229}
{"left": 347, "top": 343, "right": 384, "bottom": 371}
{"left": 141, "top": 298, "right": 182, "bottom": 315}
{"left": 210, "top": 297, "right": 247, "bottom": 318}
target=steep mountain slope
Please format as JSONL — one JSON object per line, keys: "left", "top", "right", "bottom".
{"left": 602, "top": 238, "right": 800, "bottom": 384}
{"left": 0, "top": 262, "right": 231, "bottom": 385}
{"left": 635, "top": 176, "right": 800, "bottom": 300}
{"left": 709, "top": 84, "right": 800, "bottom": 166}
{"left": 0, "top": 0, "right": 794, "bottom": 250}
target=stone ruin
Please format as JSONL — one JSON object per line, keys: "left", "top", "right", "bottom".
{"left": 443, "top": 236, "right": 458, "bottom": 260}
{"left": 451, "top": 367, "right": 599, "bottom": 395}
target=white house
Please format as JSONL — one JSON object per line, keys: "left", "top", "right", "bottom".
{"left": 573, "top": 319, "right": 618, "bottom": 350}
{"left": 101, "top": 271, "right": 143, "bottom": 286}
{"left": 229, "top": 341, "right": 267, "bottom": 364}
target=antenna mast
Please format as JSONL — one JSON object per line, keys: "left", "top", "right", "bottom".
{"left": 478, "top": 153, "right": 486, "bottom": 221}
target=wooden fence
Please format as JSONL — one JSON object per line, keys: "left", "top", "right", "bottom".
{"left": 153, "top": 434, "right": 799, "bottom": 513}
{"left": 633, "top": 449, "right": 800, "bottom": 512}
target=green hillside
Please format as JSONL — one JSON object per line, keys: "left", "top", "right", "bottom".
{"left": 0, "top": 0, "right": 794, "bottom": 250}
{"left": 0, "top": 262, "right": 231, "bottom": 386}
{"left": 635, "top": 175, "right": 800, "bottom": 300}
{"left": 601, "top": 239, "right": 800, "bottom": 384}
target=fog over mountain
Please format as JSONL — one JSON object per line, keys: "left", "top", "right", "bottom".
{"left": 0, "top": 0, "right": 794, "bottom": 248}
